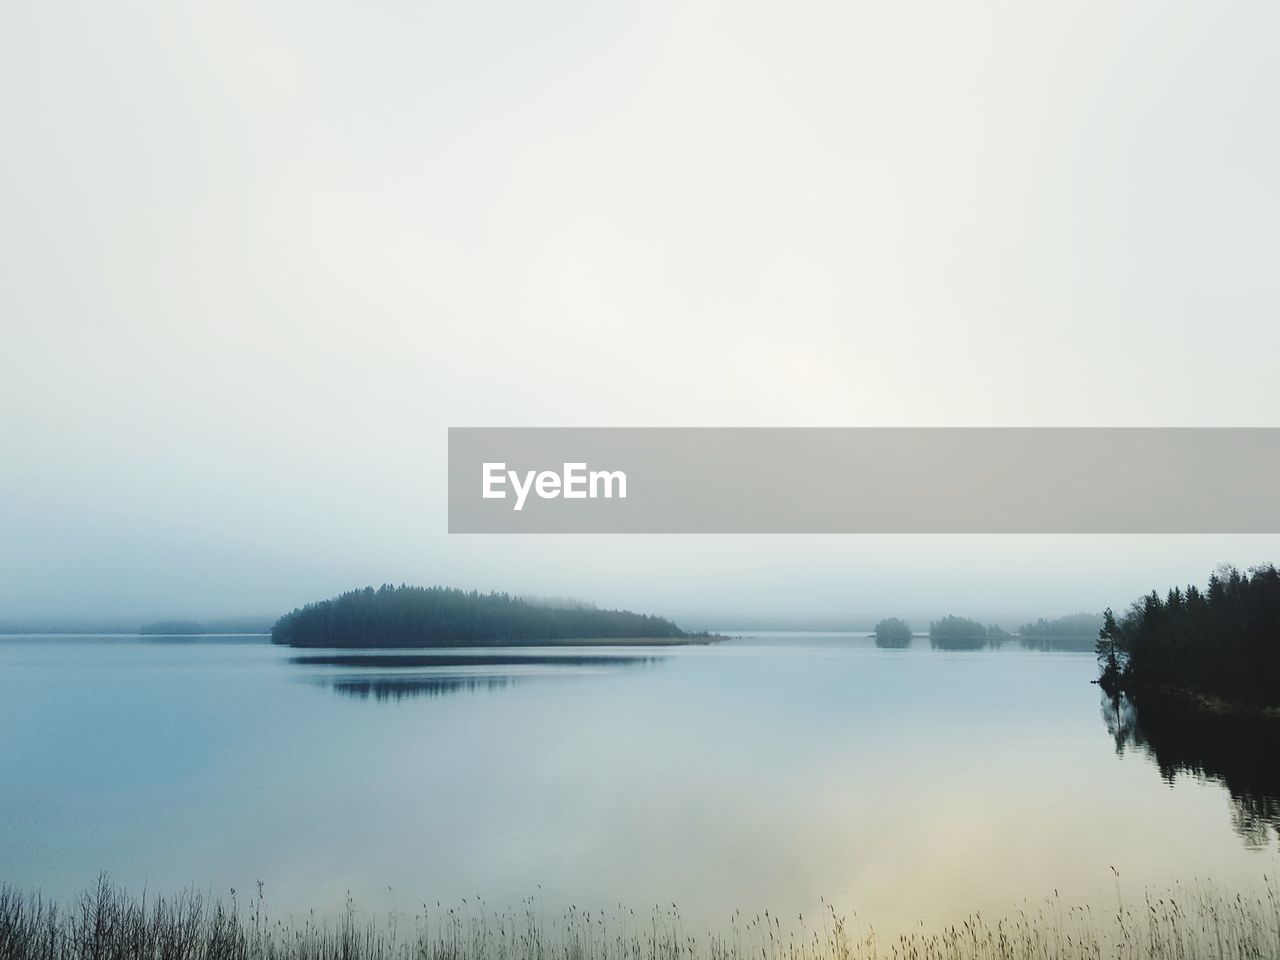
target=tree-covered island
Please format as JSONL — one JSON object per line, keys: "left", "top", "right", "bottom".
{"left": 271, "top": 584, "right": 713, "bottom": 648}
{"left": 929, "top": 615, "right": 1000, "bottom": 650}
{"left": 873, "top": 617, "right": 913, "bottom": 647}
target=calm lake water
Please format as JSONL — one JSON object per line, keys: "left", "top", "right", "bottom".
{"left": 1, "top": 632, "right": 1276, "bottom": 935}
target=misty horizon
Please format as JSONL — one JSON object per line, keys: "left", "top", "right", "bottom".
{"left": 0, "top": 564, "right": 1266, "bottom": 637}
{"left": 5, "top": 3, "right": 1280, "bottom": 625}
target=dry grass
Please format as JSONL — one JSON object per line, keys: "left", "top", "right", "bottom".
{"left": 2, "top": 876, "right": 1278, "bottom": 960}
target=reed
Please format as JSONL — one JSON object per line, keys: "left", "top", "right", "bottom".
{"left": 2, "top": 876, "right": 1277, "bottom": 960}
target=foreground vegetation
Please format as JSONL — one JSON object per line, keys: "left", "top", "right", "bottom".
{"left": 3, "top": 877, "right": 1278, "bottom": 960}
{"left": 272, "top": 585, "right": 697, "bottom": 648}
{"left": 1097, "top": 564, "right": 1280, "bottom": 709}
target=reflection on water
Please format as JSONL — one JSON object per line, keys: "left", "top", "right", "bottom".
{"left": 327, "top": 674, "right": 519, "bottom": 701}
{"left": 291, "top": 653, "right": 663, "bottom": 668}
{"left": 294, "top": 650, "right": 665, "bottom": 701}
{"left": 1018, "top": 636, "right": 1095, "bottom": 652}
{"left": 1102, "top": 689, "right": 1280, "bottom": 847}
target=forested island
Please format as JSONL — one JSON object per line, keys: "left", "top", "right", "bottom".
{"left": 873, "top": 617, "right": 913, "bottom": 647}
{"left": 1097, "top": 564, "right": 1280, "bottom": 710}
{"left": 929, "top": 615, "right": 1007, "bottom": 650}
{"left": 271, "top": 584, "right": 707, "bottom": 648}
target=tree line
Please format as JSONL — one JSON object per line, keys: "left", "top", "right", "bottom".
{"left": 271, "top": 584, "right": 692, "bottom": 648}
{"left": 1097, "top": 564, "right": 1280, "bottom": 708}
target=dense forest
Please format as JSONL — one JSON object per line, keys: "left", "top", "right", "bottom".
{"left": 271, "top": 584, "right": 696, "bottom": 648}
{"left": 873, "top": 617, "right": 913, "bottom": 648}
{"left": 1098, "top": 564, "right": 1280, "bottom": 708}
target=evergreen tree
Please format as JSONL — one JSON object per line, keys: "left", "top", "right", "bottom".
{"left": 1096, "top": 607, "right": 1123, "bottom": 690}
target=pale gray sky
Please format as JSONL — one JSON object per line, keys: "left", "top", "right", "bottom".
{"left": 2, "top": 1, "right": 1278, "bottom": 624}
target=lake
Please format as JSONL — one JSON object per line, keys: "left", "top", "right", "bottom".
{"left": 1, "top": 632, "right": 1276, "bottom": 937}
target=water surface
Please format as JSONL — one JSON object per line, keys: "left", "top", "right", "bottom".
{"left": 1, "top": 632, "right": 1275, "bottom": 934}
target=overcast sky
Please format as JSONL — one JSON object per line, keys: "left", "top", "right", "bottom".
{"left": 2, "top": 1, "right": 1278, "bottom": 625}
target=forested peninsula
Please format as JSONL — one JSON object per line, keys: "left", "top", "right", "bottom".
{"left": 1098, "top": 564, "right": 1280, "bottom": 710}
{"left": 271, "top": 584, "right": 704, "bottom": 648}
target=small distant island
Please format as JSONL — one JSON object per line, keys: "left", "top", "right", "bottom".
{"left": 873, "top": 617, "right": 913, "bottom": 648}
{"left": 1097, "top": 564, "right": 1280, "bottom": 711}
{"left": 871, "top": 614, "right": 1016, "bottom": 650}
{"left": 271, "top": 584, "right": 714, "bottom": 648}
{"left": 874, "top": 615, "right": 1072, "bottom": 650}
{"left": 929, "top": 615, "right": 1007, "bottom": 650}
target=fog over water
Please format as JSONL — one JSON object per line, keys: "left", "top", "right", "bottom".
{"left": 4, "top": 1, "right": 1280, "bottom": 622}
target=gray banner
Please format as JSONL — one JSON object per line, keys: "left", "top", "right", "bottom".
{"left": 447, "top": 428, "right": 1280, "bottom": 533}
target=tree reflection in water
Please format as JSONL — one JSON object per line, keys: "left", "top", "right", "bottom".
{"left": 301, "top": 652, "right": 665, "bottom": 703}
{"left": 1101, "top": 688, "right": 1280, "bottom": 847}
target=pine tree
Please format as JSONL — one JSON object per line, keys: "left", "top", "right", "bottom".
{"left": 1096, "top": 607, "right": 1123, "bottom": 690}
